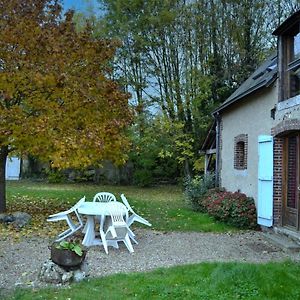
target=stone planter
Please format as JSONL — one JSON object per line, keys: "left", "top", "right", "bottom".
{"left": 50, "top": 243, "right": 86, "bottom": 269}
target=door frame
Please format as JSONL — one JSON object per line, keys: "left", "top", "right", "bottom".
{"left": 282, "top": 133, "right": 300, "bottom": 230}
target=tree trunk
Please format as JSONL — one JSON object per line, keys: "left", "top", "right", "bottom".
{"left": 0, "top": 146, "right": 8, "bottom": 213}
{"left": 183, "top": 159, "right": 191, "bottom": 178}
{"left": 93, "top": 167, "right": 100, "bottom": 184}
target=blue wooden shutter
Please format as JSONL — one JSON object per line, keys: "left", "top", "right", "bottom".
{"left": 257, "top": 135, "right": 273, "bottom": 227}
{"left": 5, "top": 157, "right": 20, "bottom": 180}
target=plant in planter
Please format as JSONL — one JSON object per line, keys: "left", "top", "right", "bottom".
{"left": 57, "top": 240, "right": 84, "bottom": 256}
{"left": 50, "top": 240, "right": 87, "bottom": 269}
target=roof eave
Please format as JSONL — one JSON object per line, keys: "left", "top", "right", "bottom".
{"left": 212, "top": 74, "right": 277, "bottom": 116}
{"left": 273, "top": 10, "right": 300, "bottom": 35}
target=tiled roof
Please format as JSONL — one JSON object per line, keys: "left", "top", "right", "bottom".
{"left": 213, "top": 53, "right": 278, "bottom": 115}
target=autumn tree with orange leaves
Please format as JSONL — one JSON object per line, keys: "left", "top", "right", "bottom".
{"left": 0, "top": 0, "right": 132, "bottom": 212}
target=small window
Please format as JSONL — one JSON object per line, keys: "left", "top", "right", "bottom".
{"left": 289, "top": 68, "right": 300, "bottom": 97}
{"left": 294, "top": 32, "right": 300, "bottom": 59}
{"left": 234, "top": 134, "right": 248, "bottom": 170}
{"left": 236, "top": 142, "right": 245, "bottom": 167}
{"left": 282, "top": 24, "right": 300, "bottom": 100}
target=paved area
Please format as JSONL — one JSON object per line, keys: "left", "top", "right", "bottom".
{"left": 0, "top": 229, "right": 299, "bottom": 291}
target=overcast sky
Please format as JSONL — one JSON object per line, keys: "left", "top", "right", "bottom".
{"left": 63, "top": 0, "right": 99, "bottom": 13}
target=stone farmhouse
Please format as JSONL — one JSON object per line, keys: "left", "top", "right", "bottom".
{"left": 203, "top": 10, "right": 300, "bottom": 235}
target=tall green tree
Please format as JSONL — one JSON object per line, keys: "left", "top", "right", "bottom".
{"left": 90, "top": 0, "right": 300, "bottom": 179}
{"left": 0, "top": 0, "right": 132, "bottom": 212}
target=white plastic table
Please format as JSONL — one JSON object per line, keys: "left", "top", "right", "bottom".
{"left": 78, "top": 202, "right": 128, "bottom": 247}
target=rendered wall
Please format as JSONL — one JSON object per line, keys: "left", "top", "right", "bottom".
{"left": 220, "top": 84, "right": 277, "bottom": 205}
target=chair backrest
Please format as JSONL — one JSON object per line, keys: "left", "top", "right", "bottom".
{"left": 93, "top": 192, "right": 116, "bottom": 203}
{"left": 107, "top": 204, "right": 128, "bottom": 238}
{"left": 63, "top": 196, "right": 85, "bottom": 214}
{"left": 111, "top": 213, "right": 125, "bottom": 225}
{"left": 74, "top": 196, "right": 86, "bottom": 210}
{"left": 73, "top": 196, "right": 86, "bottom": 225}
{"left": 67, "top": 196, "right": 85, "bottom": 212}
{"left": 121, "top": 194, "right": 135, "bottom": 214}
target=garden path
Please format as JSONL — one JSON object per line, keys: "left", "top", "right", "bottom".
{"left": 0, "top": 229, "right": 299, "bottom": 291}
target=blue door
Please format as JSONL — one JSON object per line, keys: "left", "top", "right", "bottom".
{"left": 6, "top": 157, "right": 20, "bottom": 180}
{"left": 257, "top": 135, "right": 273, "bottom": 227}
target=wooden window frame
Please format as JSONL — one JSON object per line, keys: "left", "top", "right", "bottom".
{"left": 234, "top": 134, "right": 248, "bottom": 170}
{"left": 280, "top": 24, "right": 300, "bottom": 101}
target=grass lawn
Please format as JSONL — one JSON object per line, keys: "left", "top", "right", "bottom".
{"left": 4, "top": 180, "right": 234, "bottom": 237}
{"left": 5, "top": 261, "right": 300, "bottom": 300}
{"left": 3, "top": 182, "right": 295, "bottom": 300}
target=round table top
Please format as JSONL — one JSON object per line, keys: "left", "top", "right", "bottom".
{"left": 78, "top": 201, "right": 127, "bottom": 216}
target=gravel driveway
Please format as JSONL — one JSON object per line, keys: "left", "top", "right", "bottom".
{"left": 0, "top": 229, "right": 299, "bottom": 292}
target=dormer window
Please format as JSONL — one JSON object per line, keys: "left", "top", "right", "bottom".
{"left": 273, "top": 11, "right": 300, "bottom": 102}
{"left": 283, "top": 25, "right": 300, "bottom": 100}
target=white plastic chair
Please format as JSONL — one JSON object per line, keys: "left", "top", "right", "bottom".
{"left": 121, "top": 194, "right": 152, "bottom": 227}
{"left": 93, "top": 192, "right": 116, "bottom": 202}
{"left": 47, "top": 196, "right": 85, "bottom": 242}
{"left": 100, "top": 203, "right": 134, "bottom": 254}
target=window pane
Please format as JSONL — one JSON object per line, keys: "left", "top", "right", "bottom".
{"left": 235, "top": 141, "right": 246, "bottom": 169}
{"left": 294, "top": 32, "right": 300, "bottom": 60}
{"left": 289, "top": 69, "right": 300, "bottom": 97}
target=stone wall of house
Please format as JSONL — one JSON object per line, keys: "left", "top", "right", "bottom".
{"left": 219, "top": 84, "right": 278, "bottom": 205}
{"left": 271, "top": 94, "right": 300, "bottom": 226}
{"left": 275, "top": 94, "right": 300, "bottom": 122}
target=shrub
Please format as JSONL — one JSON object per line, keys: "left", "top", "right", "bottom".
{"left": 46, "top": 169, "right": 67, "bottom": 183}
{"left": 203, "top": 190, "right": 258, "bottom": 229}
{"left": 184, "top": 174, "right": 215, "bottom": 211}
{"left": 133, "top": 169, "right": 154, "bottom": 187}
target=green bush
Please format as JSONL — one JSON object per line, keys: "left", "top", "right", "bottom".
{"left": 203, "top": 190, "right": 258, "bottom": 229}
{"left": 133, "top": 169, "right": 154, "bottom": 187}
{"left": 46, "top": 169, "right": 67, "bottom": 183}
{"left": 184, "top": 174, "right": 215, "bottom": 211}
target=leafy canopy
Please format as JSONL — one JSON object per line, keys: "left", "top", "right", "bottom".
{"left": 0, "top": 0, "right": 132, "bottom": 168}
